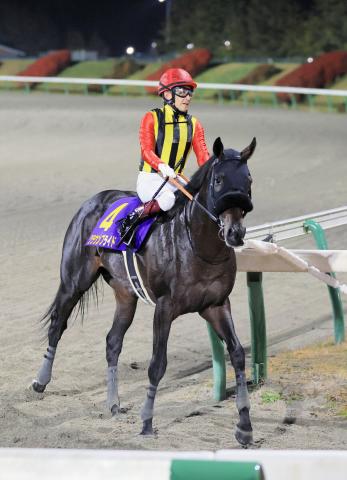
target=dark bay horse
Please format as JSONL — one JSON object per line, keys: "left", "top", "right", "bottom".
{"left": 32, "top": 136, "right": 256, "bottom": 446}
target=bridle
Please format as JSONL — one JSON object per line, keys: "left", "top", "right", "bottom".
{"left": 183, "top": 156, "right": 252, "bottom": 264}
{"left": 208, "top": 155, "right": 251, "bottom": 220}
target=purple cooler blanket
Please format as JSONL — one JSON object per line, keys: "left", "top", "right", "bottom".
{"left": 85, "top": 197, "right": 156, "bottom": 251}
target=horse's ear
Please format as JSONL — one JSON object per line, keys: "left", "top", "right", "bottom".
{"left": 241, "top": 137, "right": 256, "bottom": 162}
{"left": 213, "top": 137, "right": 224, "bottom": 159}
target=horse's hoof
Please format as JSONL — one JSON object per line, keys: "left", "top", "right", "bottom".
{"left": 235, "top": 426, "right": 253, "bottom": 446}
{"left": 140, "top": 419, "right": 155, "bottom": 436}
{"left": 110, "top": 404, "right": 121, "bottom": 416}
{"left": 31, "top": 380, "right": 46, "bottom": 394}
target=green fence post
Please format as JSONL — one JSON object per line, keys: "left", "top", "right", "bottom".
{"left": 327, "top": 96, "right": 334, "bottom": 113}
{"left": 171, "top": 460, "right": 264, "bottom": 480}
{"left": 303, "top": 220, "right": 345, "bottom": 343}
{"left": 242, "top": 93, "right": 249, "bottom": 108}
{"left": 271, "top": 92, "right": 278, "bottom": 108}
{"left": 247, "top": 272, "right": 267, "bottom": 384}
{"left": 289, "top": 94, "right": 297, "bottom": 109}
{"left": 307, "top": 94, "right": 315, "bottom": 111}
{"left": 206, "top": 323, "right": 226, "bottom": 401}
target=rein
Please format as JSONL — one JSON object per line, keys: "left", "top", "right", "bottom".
{"left": 170, "top": 166, "right": 222, "bottom": 228}
{"left": 184, "top": 196, "right": 230, "bottom": 265}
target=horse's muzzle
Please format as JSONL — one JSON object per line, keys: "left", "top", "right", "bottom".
{"left": 225, "top": 223, "right": 246, "bottom": 247}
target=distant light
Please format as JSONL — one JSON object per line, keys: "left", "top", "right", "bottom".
{"left": 307, "top": 57, "right": 314, "bottom": 63}
{"left": 151, "top": 42, "right": 158, "bottom": 49}
{"left": 186, "top": 43, "right": 194, "bottom": 50}
{"left": 158, "top": 0, "right": 165, "bottom": 2}
{"left": 126, "top": 46, "right": 135, "bottom": 55}
{"left": 224, "top": 40, "right": 231, "bottom": 47}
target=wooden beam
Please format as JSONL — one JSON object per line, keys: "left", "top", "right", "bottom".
{"left": 236, "top": 249, "right": 347, "bottom": 273}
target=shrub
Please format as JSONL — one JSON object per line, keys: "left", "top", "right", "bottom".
{"left": 276, "top": 51, "right": 347, "bottom": 103}
{"left": 88, "top": 58, "right": 141, "bottom": 93}
{"left": 17, "top": 50, "right": 71, "bottom": 87}
{"left": 145, "top": 48, "right": 212, "bottom": 93}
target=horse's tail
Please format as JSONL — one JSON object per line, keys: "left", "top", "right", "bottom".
{"left": 39, "top": 278, "right": 102, "bottom": 330}
{"left": 39, "top": 194, "right": 107, "bottom": 340}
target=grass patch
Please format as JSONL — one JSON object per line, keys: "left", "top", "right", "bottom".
{"left": 313, "top": 74, "right": 347, "bottom": 112}
{"left": 338, "top": 406, "right": 347, "bottom": 418}
{"left": 0, "top": 59, "right": 34, "bottom": 89}
{"left": 195, "top": 63, "right": 259, "bottom": 100}
{"left": 269, "top": 340, "right": 347, "bottom": 417}
{"left": 261, "top": 390, "right": 282, "bottom": 404}
{"left": 36, "top": 59, "right": 120, "bottom": 93}
{"left": 108, "top": 61, "right": 163, "bottom": 96}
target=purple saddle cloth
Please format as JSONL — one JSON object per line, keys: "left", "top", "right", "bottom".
{"left": 85, "top": 196, "right": 156, "bottom": 252}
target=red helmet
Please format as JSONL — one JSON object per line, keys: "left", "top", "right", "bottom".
{"left": 158, "top": 68, "right": 197, "bottom": 95}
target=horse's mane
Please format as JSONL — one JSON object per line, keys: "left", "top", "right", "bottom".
{"left": 163, "top": 155, "right": 216, "bottom": 220}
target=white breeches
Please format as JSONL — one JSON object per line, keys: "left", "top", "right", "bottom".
{"left": 136, "top": 171, "right": 178, "bottom": 211}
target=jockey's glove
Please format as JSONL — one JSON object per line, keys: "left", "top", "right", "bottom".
{"left": 158, "top": 163, "right": 177, "bottom": 179}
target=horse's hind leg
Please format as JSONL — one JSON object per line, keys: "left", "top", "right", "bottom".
{"left": 32, "top": 258, "right": 100, "bottom": 393}
{"left": 105, "top": 289, "right": 138, "bottom": 415}
{"left": 200, "top": 299, "right": 253, "bottom": 446}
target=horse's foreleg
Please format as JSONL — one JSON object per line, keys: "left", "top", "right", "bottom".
{"left": 141, "top": 298, "right": 173, "bottom": 435}
{"left": 200, "top": 299, "right": 253, "bottom": 446}
{"left": 105, "top": 292, "right": 138, "bottom": 415}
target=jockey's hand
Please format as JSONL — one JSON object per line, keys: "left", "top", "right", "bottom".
{"left": 158, "top": 163, "right": 177, "bottom": 179}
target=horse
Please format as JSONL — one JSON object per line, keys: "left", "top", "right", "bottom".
{"left": 32, "top": 136, "right": 256, "bottom": 446}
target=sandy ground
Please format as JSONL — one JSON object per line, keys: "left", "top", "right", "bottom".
{"left": 0, "top": 92, "right": 346, "bottom": 450}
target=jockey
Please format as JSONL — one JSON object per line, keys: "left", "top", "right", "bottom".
{"left": 120, "top": 67, "right": 210, "bottom": 237}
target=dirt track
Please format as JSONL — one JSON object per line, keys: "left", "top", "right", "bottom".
{"left": 0, "top": 92, "right": 346, "bottom": 449}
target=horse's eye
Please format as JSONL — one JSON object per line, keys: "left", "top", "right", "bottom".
{"left": 214, "top": 175, "right": 224, "bottom": 192}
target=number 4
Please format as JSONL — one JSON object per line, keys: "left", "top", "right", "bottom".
{"left": 99, "top": 203, "right": 128, "bottom": 232}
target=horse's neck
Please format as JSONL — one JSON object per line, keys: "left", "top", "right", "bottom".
{"left": 186, "top": 186, "right": 229, "bottom": 261}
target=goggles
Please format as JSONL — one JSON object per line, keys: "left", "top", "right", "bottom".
{"left": 172, "top": 86, "right": 194, "bottom": 98}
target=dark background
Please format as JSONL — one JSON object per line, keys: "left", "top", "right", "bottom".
{"left": 0, "top": 0, "right": 166, "bottom": 56}
{"left": 1, "top": 0, "right": 346, "bottom": 58}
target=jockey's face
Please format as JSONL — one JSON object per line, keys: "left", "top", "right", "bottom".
{"left": 163, "top": 88, "right": 192, "bottom": 113}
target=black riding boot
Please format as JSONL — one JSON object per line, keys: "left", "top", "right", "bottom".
{"left": 119, "top": 199, "right": 161, "bottom": 241}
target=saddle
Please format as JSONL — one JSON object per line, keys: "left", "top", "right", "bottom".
{"left": 85, "top": 196, "right": 157, "bottom": 252}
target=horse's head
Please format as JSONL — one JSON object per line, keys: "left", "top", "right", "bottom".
{"left": 208, "top": 136, "right": 256, "bottom": 247}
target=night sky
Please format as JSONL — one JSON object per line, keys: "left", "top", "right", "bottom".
{"left": 0, "top": 0, "right": 167, "bottom": 55}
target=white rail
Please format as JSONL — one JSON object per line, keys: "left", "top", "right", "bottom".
{"left": 0, "top": 75, "right": 347, "bottom": 97}
{"left": 245, "top": 206, "right": 347, "bottom": 242}
{"left": 2, "top": 448, "right": 347, "bottom": 480}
